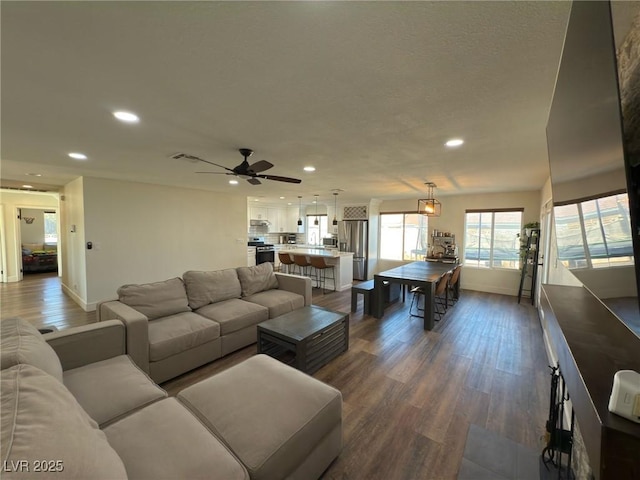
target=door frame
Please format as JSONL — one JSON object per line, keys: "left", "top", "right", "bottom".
{"left": 0, "top": 207, "right": 7, "bottom": 283}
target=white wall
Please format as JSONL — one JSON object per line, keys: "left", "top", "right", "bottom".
{"left": 60, "top": 178, "right": 88, "bottom": 306}
{"left": 0, "top": 190, "right": 59, "bottom": 282}
{"left": 378, "top": 190, "right": 542, "bottom": 296}
{"left": 77, "top": 177, "right": 248, "bottom": 310}
{"left": 20, "top": 208, "right": 45, "bottom": 244}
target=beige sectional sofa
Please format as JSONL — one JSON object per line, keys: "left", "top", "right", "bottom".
{"left": 1, "top": 317, "right": 343, "bottom": 480}
{"left": 98, "top": 263, "right": 312, "bottom": 383}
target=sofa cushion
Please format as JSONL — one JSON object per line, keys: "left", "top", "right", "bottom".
{"left": 1, "top": 364, "right": 128, "bottom": 479}
{"left": 196, "top": 299, "right": 268, "bottom": 336}
{"left": 236, "top": 263, "right": 279, "bottom": 297}
{"left": 0, "top": 317, "right": 63, "bottom": 383}
{"left": 64, "top": 355, "right": 167, "bottom": 427}
{"left": 243, "top": 289, "right": 305, "bottom": 318}
{"left": 183, "top": 269, "right": 242, "bottom": 309}
{"left": 118, "top": 277, "right": 190, "bottom": 320}
{"left": 148, "top": 312, "right": 220, "bottom": 362}
{"left": 177, "top": 354, "right": 342, "bottom": 480}
{"left": 104, "top": 398, "right": 249, "bottom": 480}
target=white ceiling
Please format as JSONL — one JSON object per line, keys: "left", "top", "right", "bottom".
{"left": 1, "top": 1, "right": 637, "bottom": 206}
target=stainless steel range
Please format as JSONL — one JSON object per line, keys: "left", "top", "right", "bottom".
{"left": 248, "top": 237, "right": 275, "bottom": 265}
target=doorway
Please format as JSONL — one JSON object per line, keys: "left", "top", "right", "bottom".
{"left": 19, "top": 207, "right": 60, "bottom": 277}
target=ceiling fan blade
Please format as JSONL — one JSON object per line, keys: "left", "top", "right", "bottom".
{"left": 257, "top": 174, "right": 302, "bottom": 184}
{"left": 195, "top": 171, "right": 232, "bottom": 175}
{"left": 185, "top": 155, "right": 235, "bottom": 173}
{"left": 247, "top": 177, "right": 262, "bottom": 185}
{"left": 247, "top": 160, "right": 273, "bottom": 174}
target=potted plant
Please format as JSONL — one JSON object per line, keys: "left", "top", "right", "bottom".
{"left": 518, "top": 222, "right": 540, "bottom": 268}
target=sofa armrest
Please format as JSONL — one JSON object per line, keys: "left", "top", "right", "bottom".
{"left": 275, "top": 273, "right": 312, "bottom": 306}
{"left": 97, "top": 300, "right": 150, "bottom": 373}
{"left": 44, "top": 320, "right": 125, "bottom": 371}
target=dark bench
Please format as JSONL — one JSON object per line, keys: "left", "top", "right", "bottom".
{"left": 351, "top": 280, "right": 374, "bottom": 314}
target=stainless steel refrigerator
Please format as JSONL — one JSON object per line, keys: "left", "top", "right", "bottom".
{"left": 338, "top": 220, "right": 368, "bottom": 280}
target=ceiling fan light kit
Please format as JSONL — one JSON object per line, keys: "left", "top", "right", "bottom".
{"left": 418, "top": 182, "right": 441, "bottom": 217}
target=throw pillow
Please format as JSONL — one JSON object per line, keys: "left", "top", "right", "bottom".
{"left": 236, "top": 263, "right": 279, "bottom": 297}
{"left": 182, "top": 269, "right": 242, "bottom": 309}
{"left": 118, "top": 277, "right": 190, "bottom": 320}
{"left": 1, "top": 364, "right": 128, "bottom": 479}
{"left": 0, "top": 317, "right": 64, "bottom": 383}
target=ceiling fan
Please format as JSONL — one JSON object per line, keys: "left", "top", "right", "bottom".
{"left": 172, "top": 148, "right": 302, "bottom": 185}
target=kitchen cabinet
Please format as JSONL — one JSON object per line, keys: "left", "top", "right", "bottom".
{"left": 267, "top": 207, "right": 284, "bottom": 232}
{"left": 247, "top": 247, "right": 256, "bottom": 267}
{"left": 248, "top": 204, "right": 302, "bottom": 233}
{"left": 250, "top": 206, "right": 268, "bottom": 221}
{"left": 287, "top": 206, "right": 305, "bottom": 233}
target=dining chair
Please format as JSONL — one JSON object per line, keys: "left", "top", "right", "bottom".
{"left": 447, "top": 265, "right": 462, "bottom": 307}
{"left": 409, "top": 272, "right": 451, "bottom": 321}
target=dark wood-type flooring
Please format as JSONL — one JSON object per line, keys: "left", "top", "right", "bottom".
{"left": 1, "top": 272, "right": 551, "bottom": 479}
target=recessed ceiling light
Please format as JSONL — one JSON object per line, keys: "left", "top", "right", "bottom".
{"left": 287, "top": 202, "right": 292, "bottom": 206}
{"left": 68, "top": 152, "right": 88, "bottom": 160}
{"left": 279, "top": 196, "right": 285, "bottom": 199}
{"left": 303, "top": 166, "right": 316, "bottom": 172}
{"left": 26, "top": 173, "right": 42, "bottom": 177}
{"left": 254, "top": 199, "right": 259, "bottom": 202}
{"left": 22, "top": 185, "right": 33, "bottom": 189}
{"left": 229, "top": 179, "right": 239, "bottom": 185}
{"left": 445, "top": 139, "right": 464, "bottom": 147}
{"left": 113, "top": 111, "right": 140, "bottom": 123}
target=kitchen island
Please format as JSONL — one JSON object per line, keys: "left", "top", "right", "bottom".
{"left": 279, "top": 248, "right": 353, "bottom": 292}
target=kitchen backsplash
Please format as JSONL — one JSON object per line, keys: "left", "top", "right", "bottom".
{"left": 265, "top": 233, "right": 305, "bottom": 244}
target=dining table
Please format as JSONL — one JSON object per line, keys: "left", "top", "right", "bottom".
{"left": 372, "top": 261, "right": 458, "bottom": 330}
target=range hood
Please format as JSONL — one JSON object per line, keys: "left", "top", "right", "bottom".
{"left": 250, "top": 219, "right": 271, "bottom": 227}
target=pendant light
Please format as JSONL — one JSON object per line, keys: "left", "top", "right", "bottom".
{"left": 418, "top": 182, "right": 441, "bottom": 217}
{"left": 297, "top": 196, "right": 303, "bottom": 226}
{"left": 314, "top": 195, "right": 319, "bottom": 226}
{"left": 332, "top": 192, "right": 338, "bottom": 226}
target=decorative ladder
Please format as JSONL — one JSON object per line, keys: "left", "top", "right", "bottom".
{"left": 518, "top": 228, "right": 540, "bottom": 305}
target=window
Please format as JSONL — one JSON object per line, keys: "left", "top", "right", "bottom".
{"left": 554, "top": 192, "right": 633, "bottom": 269}
{"left": 464, "top": 210, "right": 522, "bottom": 269}
{"left": 43, "top": 211, "right": 58, "bottom": 244}
{"left": 306, "top": 215, "right": 328, "bottom": 245}
{"left": 380, "top": 213, "right": 428, "bottom": 261}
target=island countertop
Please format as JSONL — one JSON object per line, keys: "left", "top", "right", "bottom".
{"left": 280, "top": 248, "right": 353, "bottom": 258}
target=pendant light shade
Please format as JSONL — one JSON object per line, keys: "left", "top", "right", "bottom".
{"left": 418, "top": 182, "right": 441, "bottom": 217}
{"left": 297, "top": 196, "right": 303, "bottom": 226}
{"left": 332, "top": 192, "right": 338, "bottom": 226}
{"left": 313, "top": 195, "right": 319, "bottom": 226}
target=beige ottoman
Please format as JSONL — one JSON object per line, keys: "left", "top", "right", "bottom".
{"left": 177, "top": 354, "right": 342, "bottom": 480}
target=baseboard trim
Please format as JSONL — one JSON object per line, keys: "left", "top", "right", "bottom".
{"left": 462, "top": 283, "right": 518, "bottom": 297}
{"left": 61, "top": 283, "right": 95, "bottom": 312}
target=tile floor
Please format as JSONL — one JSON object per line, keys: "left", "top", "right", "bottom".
{"left": 457, "top": 424, "right": 540, "bottom": 480}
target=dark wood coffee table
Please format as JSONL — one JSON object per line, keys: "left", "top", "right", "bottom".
{"left": 257, "top": 305, "right": 349, "bottom": 374}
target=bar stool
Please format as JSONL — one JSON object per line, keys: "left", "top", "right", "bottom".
{"left": 278, "top": 252, "right": 295, "bottom": 274}
{"left": 309, "top": 256, "right": 336, "bottom": 294}
{"left": 293, "top": 255, "right": 312, "bottom": 277}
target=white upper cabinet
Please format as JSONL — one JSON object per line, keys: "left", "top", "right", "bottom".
{"left": 249, "top": 203, "right": 303, "bottom": 233}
